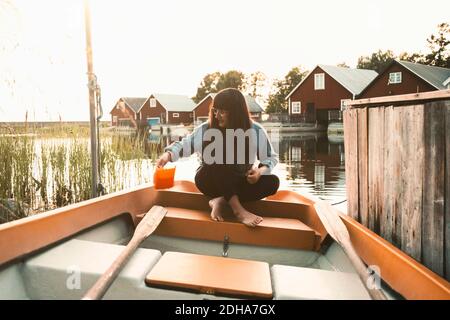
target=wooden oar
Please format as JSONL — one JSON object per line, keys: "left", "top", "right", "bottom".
{"left": 314, "top": 200, "right": 387, "bottom": 300}
{"left": 82, "top": 205, "right": 168, "bottom": 300}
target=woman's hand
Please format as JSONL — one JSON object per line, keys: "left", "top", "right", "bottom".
{"left": 246, "top": 167, "right": 262, "bottom": 184}
{"left": 156, "top": 152, "right": 172, "bottom": 168}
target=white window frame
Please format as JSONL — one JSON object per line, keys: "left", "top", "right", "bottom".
{"left": 291, "top": 101, "right": 301, "bottom": 114}
{"left": 118, "top": 118, "right": 132, "bottom": 127}
{"left": 172, "top": 113, "right": 179, "bottom": 118}
{"left": 196, "top": 116, "right": 209, "bottom": 123}
{"left": 150, "top": 98, "right": 157, "bottom": 108}
{"left": 314, "top": 73, "right": 325, "bottom": 90}
{"left": 146, "top": 117, "right": 160, "bottom": 124}
{"left": 113, "top": 116, "right": 118, "bottom": 123}
{"left": 389, "top": 72, "right": 402, "bottom": 84}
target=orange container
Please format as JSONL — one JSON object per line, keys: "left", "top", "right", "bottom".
{"left": 153, "top": 167, "right": 176, "bottom": 189}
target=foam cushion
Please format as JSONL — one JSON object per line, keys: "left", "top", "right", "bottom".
{"left": 271, "top": 264, "right": 371, "bottom": 300}
{"left": 23, "top": 239, "right": 161, "bottom": 299}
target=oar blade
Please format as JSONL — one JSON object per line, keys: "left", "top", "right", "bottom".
{"left": 135, "top": 205, "right": 168, "bottom": 239}
{"left": 314, "top": 200, "right": 388, "bottom": 300}
{"left": 314, "top": 201, "right": 349, "bottom": 246}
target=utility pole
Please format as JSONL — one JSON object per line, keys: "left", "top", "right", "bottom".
{"left": 84, "top": 0, "right": 99, "bottom": 198}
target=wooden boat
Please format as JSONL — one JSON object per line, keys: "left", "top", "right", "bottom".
{"left": 0, "top": 180, "right": 449, "bottom": 300}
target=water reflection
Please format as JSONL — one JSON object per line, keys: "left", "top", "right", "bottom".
{"left": 277, "top": 132, "right": 346, "bottom": 203}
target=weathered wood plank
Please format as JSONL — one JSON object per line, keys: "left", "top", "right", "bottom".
{"left": 400, "top": 105, "right": 423, "bottom": 261}
{"left": 368, "top": 107, "right": 384, "bottom": 233}
{"left": 357, "top": 108, "right": 369, "bottom": 227}
{"left": 382, "top": 106, "right": 395, "bottom": 242}
{"left": 348, "top": 89, "right": 450, "bottom": 107}
{"left": 391, "top": 106, "right": 405, "bottom": 249}
{"left": 343, "top": 109, "right": 359, "bottom": 220}
{"left": 445, "top": 101, "right": 450, "bottom": 281}
{"left": 422, "top": 101, "right": 445, "bottom": 277}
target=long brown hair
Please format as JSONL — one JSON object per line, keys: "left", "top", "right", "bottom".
{"left": 208, "top": 88, "right": 252, "bottom": 130}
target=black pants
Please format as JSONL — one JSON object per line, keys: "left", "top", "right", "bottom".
{"left": 195, "top": 164, "right": 280, "bottom": 202}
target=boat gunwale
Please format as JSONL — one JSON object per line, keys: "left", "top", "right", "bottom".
{"left": 0, "top": 182, "right": 157, "bottom": 266}
{"left": 268, "top": 189, "right": 450, "bottom": 300}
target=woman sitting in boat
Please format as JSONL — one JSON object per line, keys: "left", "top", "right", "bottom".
{"left": 156, "top": 88, "right": 279, "bottom": 227}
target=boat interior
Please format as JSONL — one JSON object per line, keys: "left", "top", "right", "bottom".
{"left": 0, "top": 182, "right": 428, "bottom": 300}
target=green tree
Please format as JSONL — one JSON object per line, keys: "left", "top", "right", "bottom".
{"left": 193, "top": 70, "right": 246, "bottom": 103}
{"left": 266, "top": 66, "right": 308, "bottom": 114}
{"left": 337, "top": 62, "right": 350, "bottom": 68}
{"left": 245, "top": 71, "right": 267, "bottom": 99}
{"left": 357, "top": 49, "right": 395, "bottom": 73}
{"left": 398, "top": 51, "right": 425, "bottom": 64}
{"left": 355, "top": 23, "right": 449, "bottom": 71}
{"left": 424, "top": 22, "right": 450, "bottom": 68}
{"left": 217, "top": 70, "right": 246, "bottom": 92}
{"left": 192, "top": 72, "right": 221, "bottom": 103}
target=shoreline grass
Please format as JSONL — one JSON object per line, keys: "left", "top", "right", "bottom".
{"left": 0, "top": 126, "right": 162, "bottom": 224}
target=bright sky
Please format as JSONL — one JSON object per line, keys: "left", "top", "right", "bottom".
{"left": 0, "top": 0, "right": 449, "bottom": 121}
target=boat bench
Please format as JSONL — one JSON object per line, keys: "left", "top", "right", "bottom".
{"left": 150, "top": 207, "right": 320, "bottom": 250}
{"left": 22, "top": 239, "right": 161, "bottom": 299}
{"left": 271, "top": 265, "right": 371, "bottom": 300}
{"left": 146, "top": 251, "right": 273, "bottom": 299}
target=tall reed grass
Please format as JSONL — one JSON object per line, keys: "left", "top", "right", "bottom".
{"left": 0, "top": 128, "right": 164, "bottom": 224}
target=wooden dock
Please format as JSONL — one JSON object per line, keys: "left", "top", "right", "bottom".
{"left": 344, "top": 90, "right": 450, "bottom": 281}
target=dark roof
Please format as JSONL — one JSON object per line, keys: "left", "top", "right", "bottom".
{"left": 121, "top": 97, "right": 147, "bottom": 113}
{"left": 397, "top": 60, "right": 450, "bottom": 90}
{"left": 319, "top": 65, "right": 378, "bottom": 95}
{"left": 147, "top": 94, "right": 196, "bottom": 112}
{"left": 286, "top": 65, "right": 378, "bottom": 99}
{"left": 244, "top": 95, "right": 264, "bottom": 113}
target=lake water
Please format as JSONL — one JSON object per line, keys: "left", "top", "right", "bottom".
{"left": 157, "top": 131, "right": 347, "bottom": 211}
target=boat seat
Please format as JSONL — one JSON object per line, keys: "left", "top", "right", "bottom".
{"left": 22, "top": 239, "right": 161, "bottom": 299}
{"left": 145, "top": 251, "right": 273, "bottom": 299}
{"left": 150, "top": 207, "right": 320, "bottom": 250}
{"left": 271, "top": 265, "right": 371, "bottom": 300}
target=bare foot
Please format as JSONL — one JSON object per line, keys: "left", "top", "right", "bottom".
{"left": 209, "top": 197, "right": 227, "bottom": 222}
{"left": 233, "top": 209, "right": 263, "bottom": 227}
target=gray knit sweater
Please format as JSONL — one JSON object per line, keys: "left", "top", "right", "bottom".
{"left": 164, "top": 121, "right": 279, "bottom": 176}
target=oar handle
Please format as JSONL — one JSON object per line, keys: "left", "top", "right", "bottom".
{"left": 82, "top": 205, "right": 167, "bottom": 300}
{"left": 82, "top": 237, "right": 141, "bottom": 300}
